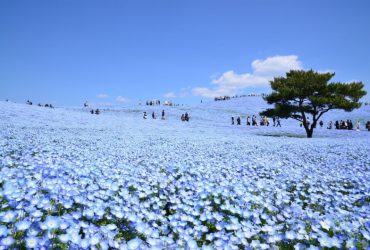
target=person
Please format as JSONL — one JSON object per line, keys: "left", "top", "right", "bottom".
{"left": 143, "top": 112, "right": 147, "bottom": 119}
{"left": 95, "top": 109, "right": 100, "bottom": 115}
{"left": 355, "top": 121, "right": 360, "bottom": 131}
{"left": 327, "top": 121, "right": 332, "bottom": 129}
{"left": 276, "top": 117, "right": 281, "bottom": 127}
{"left": 236, "top": 116, "right": 241, "bottom": 125}
{"left": 184, "top": 112, "right": 189, "bottom": 122}
{"left": 319, "top": 120, "right": 324, "bottom": 128}
{"left": 273, "top": 117, "right": 276, "bottom": 127}
{"left": 335, "top": 121, "right": 339, "bottom": 129}
{"left": 161, "top": 110, "right": 165, "bottom": 120}
{"left": 252, "top": 115, "right": 258, "bottom": 126}
{"left": 366, "top": 121, "right": 370, "bottom": 131}
{"left": 246, "top": 116, "right": 250, "bottom": 126}
{"left": 231, "top": 117, "right": 235, "bottom": 125}
{"left": 152, "top": 112, "right": 156, "bottom": 119}
{"left": 90, "top": 109, "right": 94, "bottom": 114}
{"left": 181, "top": 114, "right": 185, "bottom": 122}
{"left": 348, "top": 120, "right": 353, "bottom": 130}
{"left": 38, "top": 103, "right": 42, "bottom": 107}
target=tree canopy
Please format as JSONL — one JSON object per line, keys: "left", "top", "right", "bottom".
{"left": 260, "top": 70, "right": 367, "bottom": 138}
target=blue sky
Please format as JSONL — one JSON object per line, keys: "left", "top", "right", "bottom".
{"left": 1, "top": 0, "right": 370, "bottom": 106}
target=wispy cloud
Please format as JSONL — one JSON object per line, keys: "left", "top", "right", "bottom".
{"left": 116, "top": 96, "right": 129, "bottom": 103}
{"left": 164, "top": 92, "right": 176, "bottom": 98}
{"left": 97, "top": 93, "right": 109, "bottom": 99}
{"left": 192, "top": 55, "right": 303, "bottom": 98}
{"left": 163, "top": 87, "right": 191, "bottom": 99}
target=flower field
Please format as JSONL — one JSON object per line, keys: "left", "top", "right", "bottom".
{"left": 0, "top": 100, "right": 370, "bottom": 249}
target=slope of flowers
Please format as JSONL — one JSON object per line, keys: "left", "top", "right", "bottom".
{"left": 0, "top": 101, "right": 370, "bottom": 249}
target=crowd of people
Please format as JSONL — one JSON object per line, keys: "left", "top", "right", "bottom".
{"left": 143, "top": 110, "right": 167, "bottom": 120}
{"left": 146, "top": 100, "right": 161, "bottom": 106}
{"left": 181, "top": 112, "right": 190, "bottom": 122}
{"left": 90, "top": 109, "right": 100, "bottom": 115}
{"left": 231, "top": 115, "right": 281, "bottom": 127}
{"left": 142, "top": 110, "right": 191, "bottom": 122}
{"left": 26, "top": 100, "right": 54, "bottom": 109}
{"left": 215, "top": 94, "right": 268, "bottom": 102}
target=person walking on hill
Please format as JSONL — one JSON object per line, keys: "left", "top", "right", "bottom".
{"left": 236, "top": 116, "right": 241, "bottom": 125}
{"left": 276, "top": 117, "right": 281, "bottom": 127}
{"left": 327, "top": 121, "right": 333, "bottom": 129}
{"left": 231, "top": 117, "right": 235, "bottom": 125}
{"left": 161, "top": 110, "right": 165, "bottom": 120}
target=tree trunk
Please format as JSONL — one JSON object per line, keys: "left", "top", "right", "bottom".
{"left": 307, "top": 129, "right": 313, "bottom": 138}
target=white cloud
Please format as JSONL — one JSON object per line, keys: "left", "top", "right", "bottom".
{"left": 192, "top": 55, "right": 303, "bottom": 98}
{"left": 251, "top": 55, "right": 302, "bottom": 76}
{"left": 163, "top": 87, "right": 191, "bottom": 99}
{"left": 116, "top": 96, "right": 128, "bottom": 103}
{"left": 164, "top": 92, "right": 176, "bottom": 98}
{"left": 97, "top": 93, "right": 109, "bottom": 99}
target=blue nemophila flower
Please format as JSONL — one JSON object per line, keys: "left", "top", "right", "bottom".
{"left": 44, "top": 216, "right": 60, "bottom": 229}
{"left": 15, "top": 220, "right": 31, "bottom": 231}
{"left": 59, "top": 234, "right": 69, "bottom": 243}
{"left": 89, "top": 234, "right": 101, "bottom": 245}
{"left": 25, "top": 236, "right": 38, "bottom": 248}
{"left": 127, "top": 238, "right": 142, "bottom": 250}
{"left": 1, "top": 236, "right": 15, "bottom": 247}
{"left": 318, "top": 235, "right": 333, "bottom": 248}
{"left": 80, "top": 238, "right": 90, "bottom": 249}
{"left": 0, "top": 225, "right": 8, "bottom": 237}
{"left": 285, "top": 231, "right": 296, "bottom": 240}
{"left": 1, "top": 211, "right": 17, "bottom": 223}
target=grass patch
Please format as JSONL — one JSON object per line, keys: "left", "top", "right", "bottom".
{"left": 257, "top": 132, "right": 306, "bottom": 138}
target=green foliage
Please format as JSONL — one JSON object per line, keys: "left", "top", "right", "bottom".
{"left": 261, "top": 70, "right": 366, "bottom": 138}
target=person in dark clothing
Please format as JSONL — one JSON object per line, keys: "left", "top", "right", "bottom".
{"left": 95, "top": 109, "right": 100, "bottom": 115}
{"left": 184, "top": 112, "right": 189, "bottom": 122}
{"left": 152, "top": 112, "right": 156, "bottom": 119}
{"left": 319, "top": 120, "right": 324, "bottom": 128}
{"left": 231, "top": 117, "right": 235, "bottom": 125}
{"left": 246, "top": 116, "right": 250, "bottom": 126}
{"left": 335, "top": 121, "right": 339, "bottom": 129}
{"left": 161, "top": 110, "right": 165, "bottom": 120}
{"left": 366, "top": 121, "right": 370, "bottom": 131}
{"left": 236, "top": 116, "right": 241, "bottom": 125}
{"left": 276, "top": 117, "right": 281, "bottom": 127}
{"left": 273, "top": 117, "right": 276, "bottom": 127}
{"left": 90, "top": 109, "right": 94, "bottom": 114}
{"left": 181, "top": 114, "right": 185, "bottom": 122}
{"left": 252, "top": 115, "right": 258, "bottom": 126}
{"left": 327, "top": 121, "right": 332, "bottom": 129}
